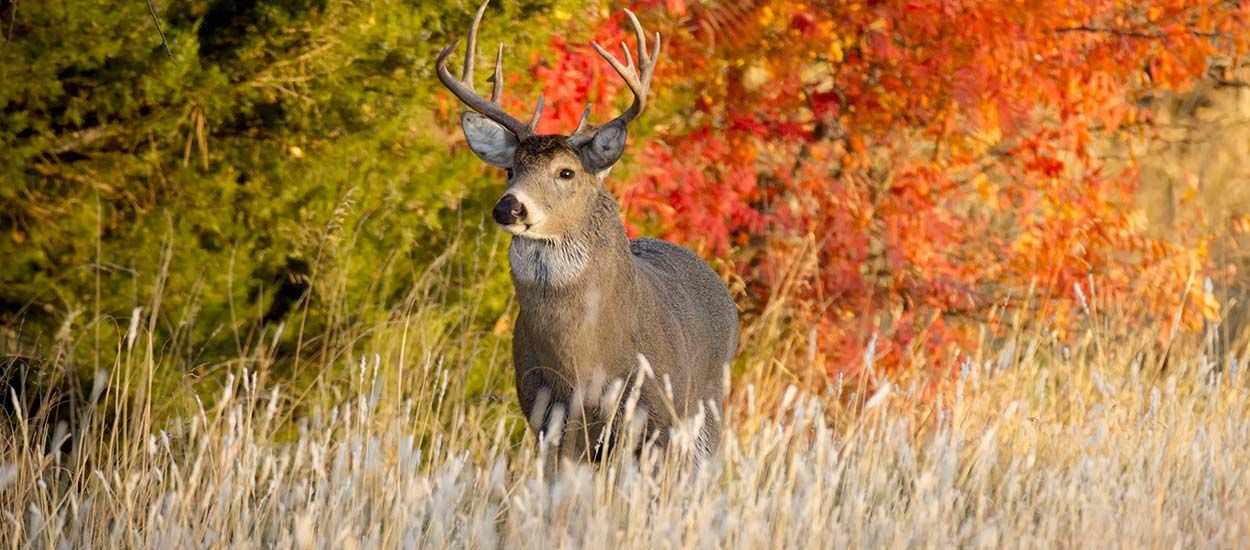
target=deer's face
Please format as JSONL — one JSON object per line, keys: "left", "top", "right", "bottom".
{"left": 461, "top": 117, "right": 629, "bottom": 241}
{"left": 436, "top": 1, "right": 654, "bottom": 241}
{"left": 490, "top": 137, "right": 599, "bottom": 240}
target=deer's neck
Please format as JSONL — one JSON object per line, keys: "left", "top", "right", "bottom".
{"left": 508, "top": 191, "right": 642, "bottom": 391}
{"left": 508, "top": 237, "right": 592, "bottom": 287}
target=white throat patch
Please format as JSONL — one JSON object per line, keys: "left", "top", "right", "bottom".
{"left": 509, "top": 237, "right": 589, "bottom": 287}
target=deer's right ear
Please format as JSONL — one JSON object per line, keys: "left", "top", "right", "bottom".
{"left": 461, "top": 112, "right": 518, "bottom": 169}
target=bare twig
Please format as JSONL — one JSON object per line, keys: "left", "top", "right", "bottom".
{"left": 145, "top": 0, "right": 176, "bottom": 65}
{"left": 1051, "top": 24, "right": 1221, "bottom": 40}
{"left": 6, "top": 0, "right": 18, "bottom": 43}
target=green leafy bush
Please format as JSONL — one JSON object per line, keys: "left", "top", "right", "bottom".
{"left": 0, "top": 0, "right": 573, "bottom": 392}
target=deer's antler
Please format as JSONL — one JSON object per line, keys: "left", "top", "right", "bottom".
{"left": 436, "top": 0, "right": 544, "bottom": 138}
{"left": 592, "top": 10, "right": 661, "bottom": 130}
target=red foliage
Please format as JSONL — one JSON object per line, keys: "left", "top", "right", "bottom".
{"left": 532, "top": 0, "right": 1250, "bottom": 379}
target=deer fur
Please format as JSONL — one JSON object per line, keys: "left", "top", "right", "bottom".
{"left": 505, "top": 138, "right": 738, "bottom": 463}
{"left": 436, "top": 3, "right": 738, "bottom": 464}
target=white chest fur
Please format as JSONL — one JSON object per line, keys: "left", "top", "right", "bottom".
{"left": 509, "top": 237, "right": 589, "bottom": 287}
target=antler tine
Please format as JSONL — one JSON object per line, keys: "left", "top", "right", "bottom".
{"left": 625, "top": 9, "right": 648, "bottom": 62}
{"left": 488, "top": 43, "right": 504, "bottom": 103}
{"left": 436, "top": 0, "right": 540, "bottom": 139}
{"left": 437, "top": 43, "right": 530, "bottom": 137}
{"left": 620, "top": 42, "right": 635, "bottom": 73}
{"left": 590, "top": 40, "right": 644, "bottom": 99}
{"left": 646, "top": 32, "right": 660, "bottom": 87}
{"left": 572, "top": 105, "right": 593, "bottom": 135}
{"left": 528, "top": 95, "right": 545, "bottom": 132}
{"left": 459, "top": 0, "right": 490, "bottom": 86}
{"left": 591, "top": 9, "right": 661, "bottom": 129}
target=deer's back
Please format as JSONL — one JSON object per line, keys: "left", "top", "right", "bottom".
{"left": 630, "top": 238, "right": 738, "bottom": 376}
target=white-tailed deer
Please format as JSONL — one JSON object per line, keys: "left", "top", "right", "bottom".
{"left": 436, "top": 1, "right": 738, "bottom": 463}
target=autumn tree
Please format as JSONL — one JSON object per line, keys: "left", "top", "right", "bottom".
{"left": 516, "top": 0, "right": 1250, "bottom": 379}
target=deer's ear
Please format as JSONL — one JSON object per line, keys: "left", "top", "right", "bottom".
{"left": 461, "top": 112, "right": 517, "bottom": 169}
{"left": 580, "top": 120, "right": 627, "bottom": 174}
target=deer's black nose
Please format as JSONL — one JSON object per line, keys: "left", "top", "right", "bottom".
{"left": 493, "top": 194, "right": 527, "bottom": 225}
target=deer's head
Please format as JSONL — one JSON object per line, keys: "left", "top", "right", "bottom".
{"left": 436, "top": 1, "right": 658, "bottom": 241}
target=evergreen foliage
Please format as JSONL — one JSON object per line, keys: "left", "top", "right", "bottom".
{"left": 0, "top": 0, "right": 573, "bottom": 383}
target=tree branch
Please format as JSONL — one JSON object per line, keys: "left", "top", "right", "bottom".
{"left": 1051, "top": 24, "right": 1222, "bottom": 40}
{"left": 5, "top": 0, "right": 18, "bottom": 43}
{"left": 145, "top": 0, "right": 176, "bottom": 64}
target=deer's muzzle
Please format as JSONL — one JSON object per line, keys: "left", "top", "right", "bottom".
{"left": 493, "top": 193, "right": 528, "bottom": 226}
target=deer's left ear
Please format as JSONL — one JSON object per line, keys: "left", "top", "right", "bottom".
{"left": 579, "top": 120, "right": 627, "bottom": 174}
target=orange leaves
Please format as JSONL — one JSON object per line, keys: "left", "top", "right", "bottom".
{"left": 535, "top": 0, "right": 1248, "bottom": 380}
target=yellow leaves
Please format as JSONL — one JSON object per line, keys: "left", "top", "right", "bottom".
{"left": 1126, "top": 209, "right": 1148, "bottom": 233}
{"left": 1232, "top": 215, "right": 1250, "bottom": 234}
{"left": 1010, "top": 229, "right": 1041, "bottom": 255}
{"left": 758, "top": 5, "right": 775, "bottom": 27}
{"left": 949, "top": 130, "right": 1001, "bottom": 159}
{"left": 1195, "top": 241, "right": 1210, "bottom": 261}
{"left": 288, "top": 145, "right": 305, "bottom": 159}
{"left": 553, "top": 7, "right": 572, "bottom": 22}
{"left": 972, "top": 172, "right": 998, "bottom": 209}
{"left": 829, "top": 37, "right": 844, "bottom": 63}
{"left": 1066, "top": 77, "right": 1081, "bottom": 100}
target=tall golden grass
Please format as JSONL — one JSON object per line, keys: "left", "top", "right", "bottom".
{"left": 3, "top": 249, "right": 1249, "bottom": 549}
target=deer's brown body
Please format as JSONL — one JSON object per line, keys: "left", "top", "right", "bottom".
{"left": 509, "top": 140, "right": 737, "bottom": 460}
{"left": 437, "top": 3, "right": 738, "bottom": 463}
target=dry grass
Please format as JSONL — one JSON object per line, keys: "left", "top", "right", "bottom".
{"left": 4, "top": 77, "right": 1250, "bottom": 550}
{"left": 3, "top": 290, "right": 1250, "bottom": 549}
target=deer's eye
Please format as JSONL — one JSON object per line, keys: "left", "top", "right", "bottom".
{"left": 558, "top": 168, "right": 575, "bottom": 180}
{"left": 505, "top": 168, "right": 514, "bottom": 179}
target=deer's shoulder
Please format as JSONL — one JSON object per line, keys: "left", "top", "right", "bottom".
{"left": 629, "top": 238, "right": 725, "bottom": 299}
{"left": 630, "top": 237, "right": 697, "bottom": 261}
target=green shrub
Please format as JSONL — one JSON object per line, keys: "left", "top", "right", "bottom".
{"left": 0, "top": 0, "right": 574, "bottom": 396}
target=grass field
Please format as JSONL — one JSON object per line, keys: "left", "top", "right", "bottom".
{"left": 4, "top": 66, "right": 1250, "bottom": 550}
{"left": 4, "top": 285, "right": 1249, "bottom": 549}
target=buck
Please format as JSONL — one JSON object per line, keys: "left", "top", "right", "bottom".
{"left": 436, "top": 1, "right": 738, "bottom": 463}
